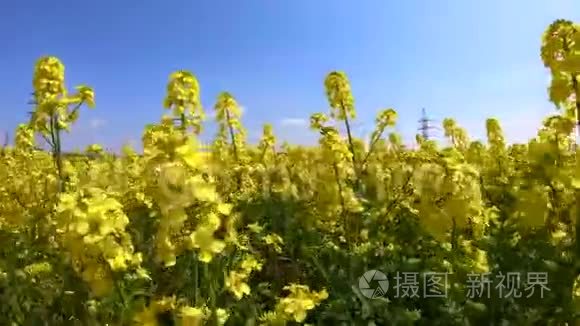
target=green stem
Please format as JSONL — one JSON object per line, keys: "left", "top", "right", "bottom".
{"left": 113, "top": 273, "right": 128, "bottom": 324}
{"left": 361, "top": 127, "right": 385, "bottom": 169}
{"left": 180, "top": 113, "right": 187, "bottom": 133}
{"left": 193, "top": 257, "right": 199, "bottom": 306}
{"left": 451, "top": 216, "right": 457, "bottom": 250}
{"left": 332, "top": 162, "right": 351, "bottom": 283}
{"left": 205, "top": 262, "right": 218, "bottom": 325}
{"left": 224, "top": 110, "right": 242, "bottom": 190}
{"left": 571, "top": 76, "right": 580, "bottom": 265}
{"left": 225, "top": 111, "right": 239, "bottom": 163}
{"left": 340, "top": 104, "right": 361, "bottom": 193}
{"left": 341, "top": 104, "right": 357, "bottom": 169}
{"left": 49, "top": 115, "right": 63, "bottom": 191}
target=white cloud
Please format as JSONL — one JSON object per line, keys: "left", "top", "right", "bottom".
{"left": 89, "top": 118, "right": 107, "bottom": 130}
{"left": 280, "top": 118, "right": 308, "bottom": 127}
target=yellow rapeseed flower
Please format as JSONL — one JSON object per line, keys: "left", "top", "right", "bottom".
{"left": 240, "top": 255, "right": 263, "bottom": 274}
{"left": 275, "top": 284, "right": 329, "bottom": 323}
{"left": 180, "top": 306, "right": 207, "bottom": 326}
{"left": 133, "top": 306, "right": 158, "bottom": 326}
{"left": 189, "top": 226, "right": 226, "bottom": 263}
{"left": 263, "top": 233, "right": 284, "bottom": 253}
{"left": 225, "top": 270, "right": 251, "bottom": 300}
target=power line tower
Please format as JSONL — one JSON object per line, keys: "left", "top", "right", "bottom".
{"left": 417, "top": 108, "right": 438, "bottom": 140}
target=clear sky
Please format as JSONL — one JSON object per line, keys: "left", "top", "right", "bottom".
{"left": 1, "top": 0, "right": 579, "bottom": 151}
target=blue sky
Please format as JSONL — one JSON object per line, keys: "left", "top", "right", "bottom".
{"left": 1, "top": 0, "right": 579, "bottom": 151}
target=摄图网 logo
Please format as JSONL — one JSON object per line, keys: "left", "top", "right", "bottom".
{"left": 359, "top": 269, "right": 389, "bottom": 299}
